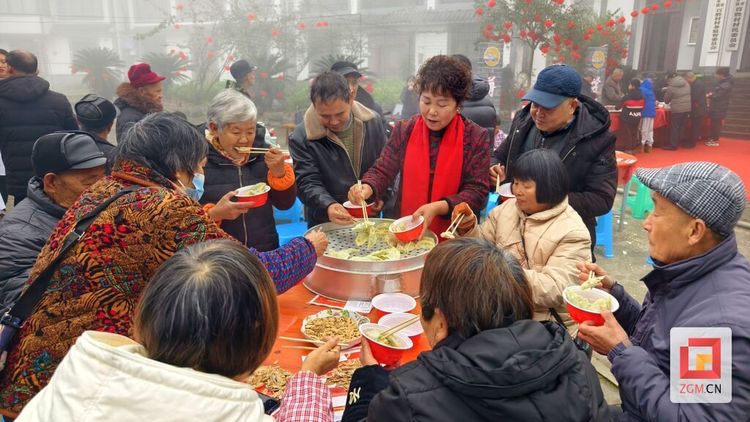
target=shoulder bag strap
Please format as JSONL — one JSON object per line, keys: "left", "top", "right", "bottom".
{"left": 0, "top": 186, "right": 140, "bottom": 328}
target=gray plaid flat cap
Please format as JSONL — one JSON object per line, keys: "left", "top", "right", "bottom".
{"left": 636, "top": 162, "right": 746, "bottom": 237}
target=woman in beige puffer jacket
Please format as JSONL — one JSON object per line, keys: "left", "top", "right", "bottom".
{"left": 453, "top": 149, "right": 592, "bottom": 327}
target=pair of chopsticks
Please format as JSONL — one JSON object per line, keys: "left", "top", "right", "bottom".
{"left": 444, "top": 214, "right": 465, "bottom": 237}
{"left": 234, "top": 147, "right": 289, "bottom": 154}
{"left": 279, "top": 336, "right": 350, "bottom": 349}
{"left": 377, "top": 315, "right": 420, "bottom": 341}
{"left": 495, "top": 170, "right": 501, "bottom": 194}
{"left": 357, "top": 180, "right": 369, "bottom": 223}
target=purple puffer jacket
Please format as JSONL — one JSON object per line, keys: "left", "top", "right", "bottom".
{"left": 607, "top": 234, "right": 750, "bottom": 421}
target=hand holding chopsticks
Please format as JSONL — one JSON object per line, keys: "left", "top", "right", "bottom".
{"left": 279, "top": 336, "right": 350, "bottom": 349}
{"left": 234, "top": 146, "right": 289, "bottom": 154}
{"left": 357, "top": 180, "right": 369, "bottom": 223}
{"left": 440, "top": 214, "right": 464, "bottom": 239}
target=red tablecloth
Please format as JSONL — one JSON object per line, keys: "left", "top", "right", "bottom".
{"left": 609, "top": 107, "right": 669, "bottom": 132}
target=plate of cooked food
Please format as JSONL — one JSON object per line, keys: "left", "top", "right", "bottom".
{"left": 301, "top": 309, "right": 370, "bottom": 349}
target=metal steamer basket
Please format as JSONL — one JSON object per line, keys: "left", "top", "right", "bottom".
{"left": 303, "top": 219, "right": 437, "bottom": 301}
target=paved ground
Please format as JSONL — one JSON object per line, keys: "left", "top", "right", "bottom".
{"left": 592, "top": 193, "right": 750, "bottom": 404}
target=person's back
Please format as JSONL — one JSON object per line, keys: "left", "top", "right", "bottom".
{"left": 0, "top": 51, "right": 78, "bottom": 202}
{"left": 664, "top": 74, "right": 691, "bottom": 114}
{"left": 461, "top": 77, "right": 498, "bottom": 141}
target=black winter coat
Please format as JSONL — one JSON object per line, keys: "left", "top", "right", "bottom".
{"left": 342, "top": 320, "right": 610, "bottom": 422}
{"left": 0, "top": 76, "right": 78, "bottom": 201}
{"left": 0, "top": 177, "right": 66, "bottom": 310}
{"left": 200, "top": 125, "right": 296, "bottom": 252}
{"left": 289, "top": 102, "right": 387, "bottom": 228}
{"left": 461, "top": 77, "right": 497, "bottom": 141}
{"left": 113, "top": 98, "right": 145, "bottom": 143}
{"left": 492, "top": 95, "right": 617, "bottom": 246}
{"left": 689, "top": 78, "right": 708, "bottom": 117}
{"left": 709, "top": 76, "right": 734, "bottom": 119}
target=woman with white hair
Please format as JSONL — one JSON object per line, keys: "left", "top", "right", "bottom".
{"left": 201, "top": 90, "right": 297, "bottom": 251}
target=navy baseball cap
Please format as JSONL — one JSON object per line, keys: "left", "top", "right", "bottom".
{"left": 523, "top": 64, "right": 582, "bottom": 108}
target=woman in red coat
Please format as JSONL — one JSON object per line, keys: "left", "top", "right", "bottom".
{"left": 348, "top": 55, "right": 490, "bottom": 236}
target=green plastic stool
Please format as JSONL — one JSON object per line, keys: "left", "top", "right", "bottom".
{"left": 618, "top": 174, "right": 654, "bottom": 231}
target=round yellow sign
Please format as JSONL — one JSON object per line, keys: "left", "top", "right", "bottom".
{"left": 591, "top": 50, "right": 606, "bottom": 70}
{"left": 483, "top": 46, "right": 501, "bottom": 67}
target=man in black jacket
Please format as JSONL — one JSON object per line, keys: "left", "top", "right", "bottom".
{"left": 685, "top": 72, "right": 707, "bottom": 149}
{"left": 289, "top": 72, "right": 388, "bottom": 227}
{"left": 0, "top": 132, "right": 106, "bottom": 310}
{"left": 0, "top": 50, "right": 79, "bottom": 203}
{"left": 453, "top": 54, "right": 498, "bottom": 142}
{"left": 490, "top": 64, "right": 617, "bottom": 254}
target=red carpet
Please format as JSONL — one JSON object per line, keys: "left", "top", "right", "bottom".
{"left": 628, "top": 138, "right": 750, "bottom": 200}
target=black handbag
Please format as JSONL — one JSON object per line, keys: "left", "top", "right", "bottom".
{"left": 0, "top": 187, "right": 137, "bottom": 371}
{"left": 550, "top": 307, "right": 593, "bottom": 359}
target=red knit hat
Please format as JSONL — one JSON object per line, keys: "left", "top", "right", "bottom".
{"left": 128, "top": 63, "right": 166, "bottom": 88}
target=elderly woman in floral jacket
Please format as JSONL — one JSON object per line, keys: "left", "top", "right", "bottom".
{"left": 0, "top": 113, "right": 327, "bottom": 417}
{"left": 453, "top": 149, "right": 591, "bottom": 327}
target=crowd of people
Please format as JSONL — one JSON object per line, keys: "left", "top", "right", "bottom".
{"left": 601, "top": 66, "right": 734, "bottom": 152}
{"left": 0, "top": 45, "right": 747, "bottom": 421}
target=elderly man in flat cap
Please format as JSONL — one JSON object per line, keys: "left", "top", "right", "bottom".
{"left": 577, "top": 162, "right": 750, "bottom": 421}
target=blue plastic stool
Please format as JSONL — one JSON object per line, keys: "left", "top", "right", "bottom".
{"left": 277, "top": 222, "right": 309, "bottom": 246}
{"left": 273, "top": 198, "right": 304, "bottom": 224}
{"left": 595, "top": 209, "right": 614, "bottom": 258}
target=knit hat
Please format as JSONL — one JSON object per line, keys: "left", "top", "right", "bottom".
{"left": 523, "top": 64, "right": 582, "bottom": 109}
{"left": 127, "top": 63, "right": 165, "bottom": 89}
{"left": 636, "top": 162, "right": 746, "bottom": 237}
{"left": 32, "top": 132, "right": 107, "bottom": 178}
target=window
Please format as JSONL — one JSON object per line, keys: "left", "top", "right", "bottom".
{"left": 688, "top": 17, "right": 700, "bottom": 45}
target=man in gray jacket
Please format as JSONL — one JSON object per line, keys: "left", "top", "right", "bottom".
{"left": 602, "top": 68, "right": 624, "bottom": 106}
{"left": 577, "top": 162, "right": 750, "bottom": 421}
{"left": 663, "top": 72, "right": 691, "bottom": 150}
{"left": 0, "top": 132, "right": 106, "bottom": 309}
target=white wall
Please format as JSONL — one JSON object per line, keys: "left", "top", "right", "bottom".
{"left": 676, "top": 4, "right": 703, "bottom": 70}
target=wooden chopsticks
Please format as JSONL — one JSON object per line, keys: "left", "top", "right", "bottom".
{"left": 442, "top": 214, "right": 464, "bottom": 238}
{"left": 377, "top": 315, "right": 420, "bottom": 340}
{"left": 357, "top": 180, "right": 369, "bottom": 223}
{"left": 279, "top": 336, "right": 349, "bottom": 349}
{"left": 234, "top": 147, "right": 289, "bottom": 154}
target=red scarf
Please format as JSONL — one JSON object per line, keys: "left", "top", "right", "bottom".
{"left": 401, "top": 115, "right": 464, "bottom": 236}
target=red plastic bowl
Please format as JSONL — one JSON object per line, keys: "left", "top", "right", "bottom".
{"left": 235, "top": 185, "right": 271, "bottom": 208}
{"left": 389, "top": 216, "right": 424, "bottom": 242}
{"left": 343, "top": 201, "right": 375, "bottom": 218}
{"left": 372, "top": 293, "right": 416, "bottom": 319}
{"left": 378, "top": 313, "right": 423, "bottom": 346}
{"left": 359, "top": 323, "right": 413, "bottom": 366}
{"left": 563, "top": 286, "right": 620, "bottom": 326}
{"left": 498, "top": 182, "right": 515, "bottom": 203}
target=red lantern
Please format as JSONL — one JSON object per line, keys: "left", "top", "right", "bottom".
{"left": 641, "top": 6, "right": 650, "bottom": 14}
{"left": 524, "top": 0, "right": 532, "bottom": 4}
{"left": 504, "top": 21, "right": 513, "bottom": 30}
{"left": 651, "top": 3, "right": 659, "bottom": 10}
{"left": 618, "top": 16, "right": 626, "bottom": 23}
{"left": 297, "top": 22, "right": 306, "bottom": 29}
{"left": 664, "top": 1, "right": 672, "bottom": 7}
{"left": 486, "top": 23, "right": 495, "bottom": 31}
{"left": 206, "top": 36, "right": 214, "bottom": 44}
{"left": 607, "top": 19, "right": 615, "bottom": 27}
{"left": 631, "top": 10, "right": 639, "bottom": 17}
{"left": 207, "top": 51, "right": 214, "bottom": 59}
{"left": 567, "top": 21, "right": 575, "bottom": 29}
{"left": 572, "top": 44, "right": 579, "bottom": 50}
{"left": 558, "top": 55, "right": 566, "bottom": 63}
{"left": 260, "top": 71, "right": 269, "bottom": 78}
{"left": 488, "top": 0, "right": 497, "bottom": 7}
{"left": 475, "top": 7, "right": 484, "bottom": 16}
{"left": 247, "top": 13, "right": 256, "bottom": 22}
{"left": 596, "top": 24, "right": 603, "bottom": 31}
{"left": 260, "top": 90, "right": 268, "bottom": 98}
{"left": 544, "top": 19, "right": 554, "bottom": 29}
{"left": 540, "top": 44, "right": 550, "bottom": 54}
{"left": 563, "top": 38, "right": 572, "bottom": 46}
{"left": 366, "top": 82, "right": 375, "bottom": 93}
{"left": 553, "top": 33, "right": 561, "bottom": 43}
{"left": 502, "top": 33, "right": 512, "bottom": 43}
{"left": 516, "top": 89, "right": 526, "bottom": 99}
{"left": 271, "top": 28, "right": 280, "bottom": 37}
{"left": 583, "top": 33, "right": 592, "bottom": 40}
{"left": 519, "top": 30, "right": 527, "bottom": 38}
{"left": 554, "top": 45, "right": 561, "bottom": 53}
{"left": 178, "top": 51, "right": 187, "bottom": 60}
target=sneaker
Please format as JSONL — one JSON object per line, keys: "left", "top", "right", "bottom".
{"left": 643, "top": 144, "right": 652, "bottom": 153}
{"left": 705, "top": 139, "right": 720, "bottom": 147}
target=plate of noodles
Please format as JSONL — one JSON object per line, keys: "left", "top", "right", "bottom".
{"left": 301, "top": 309, "right": 369, "bottom": 349}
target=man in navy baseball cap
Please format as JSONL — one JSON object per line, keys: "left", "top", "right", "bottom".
{"left": 491, "top": 64, "right": 617, "bottom": 260}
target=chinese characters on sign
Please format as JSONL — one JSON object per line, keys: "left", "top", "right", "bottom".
{"left": 708, "top": 0, "right": 727, "bottom": 52}
{"left": 727, "top": 0, "right": 747, "bottom": 51}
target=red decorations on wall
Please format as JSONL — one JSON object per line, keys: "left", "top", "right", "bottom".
{"left": 641, "top": 6, "right": 650, "bottom": 14}
{"left": 563, "top": 38, "right": 572, "bottom": 46}
{"left": 651, "top": 3, "right": 659, "bottom": 10}
{"left": 502, "top": 33, "right": 512, "bottom": 43}
{"left": 475, "top": 7, "right": 484, "bottom": 16}
{"left": 206, "top": 36, "right": 214, "bottom": 44}
{"left": 631, "top": 10, "right": 639, "bottom": 17}
{"left": 618, "top": 16, "right": 626, "bottom": 23}
{"left": 553, "top": 33, "right": 562, "bottom": 43}
{"left": 567, "top": 21, "right": 575, "bottom": 29}
{"left": 207, "top": 51, "right": 215, "bottom": 59}
{"left": 178, "top": 51, "right": 187, "bottom": 60}
{"left": 504, "top": 20, "right": 513, "bottom": 30}
{"left": 488, "top": 0, "right": 497, "bottom": 7}
{"left": 540, "top": 44, "right": 550, "bottom": 54}
{"left": 247, "top": 13, "right": 256, "bottom": 22}
{"left": 297, "top": 22, "right": 306, "bottom": 29}
{"left": 596, "top": 23, "right": 603, "bottom": 31}
{"left": 664, "top": 1, "right": 673, "bottom": 7}
{"left": 544, "top": 19, "right": 554, "bottom": 29}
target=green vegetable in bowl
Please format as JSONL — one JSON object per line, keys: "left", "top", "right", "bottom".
{"left": 243, "top": 182, "right": 268, "bottom": 196}
{"left": 567, "top": 289, "right": 612, "bottom": 312}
